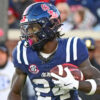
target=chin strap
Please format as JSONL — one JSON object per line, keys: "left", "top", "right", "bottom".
{"left": 31, "top": 39, "right": 48, "bottom": 51}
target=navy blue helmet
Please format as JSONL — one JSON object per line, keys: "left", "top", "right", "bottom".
{"left": 20, "top": 2, "right": 61, "bottom": 51}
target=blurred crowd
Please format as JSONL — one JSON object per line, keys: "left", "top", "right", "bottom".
{"left": 8, "top": 0, "right": 100, "bottom": 31}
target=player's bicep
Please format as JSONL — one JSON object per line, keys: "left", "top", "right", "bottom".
{"left": 11, "top": 67, "right": 27, "bottom": 94}
{"left": 79, "top": 58, "right": 100, "bottom": 79}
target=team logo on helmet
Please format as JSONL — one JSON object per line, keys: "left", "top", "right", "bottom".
{"left": 20, "top": 16, "right": 28, "bottom": 23}
{"left": 41, "top": 4, "right": 58, "bottom": 18}
{"left": 29, "top": 64, "right": 39, "bottom": 74}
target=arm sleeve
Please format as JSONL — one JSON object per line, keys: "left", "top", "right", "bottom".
{"left": 76, "top": 38, "right": 89, "bottom": 65}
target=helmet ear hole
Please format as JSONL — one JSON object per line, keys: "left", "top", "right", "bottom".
{"left": 50, "top": 18, "right": 61, "bottom": 28}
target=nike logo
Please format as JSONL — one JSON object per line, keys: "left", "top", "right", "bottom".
{"left": 64, "top": 83, "right": 71, "bottom": 86}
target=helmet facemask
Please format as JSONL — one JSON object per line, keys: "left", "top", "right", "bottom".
{"left": 20, "top": 18, "right": 62, "bottom": 51}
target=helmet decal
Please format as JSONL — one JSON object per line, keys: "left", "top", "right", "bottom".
{"left": 20, "top": 16, "right": 28, "bottom": 23}
{"left": 41, "top": 4, "right": 58, "bottom": 19}
{"left": 41, "top": 4, "right": 50, "bottom": 11}
{"left": 48, "top": 10, "right": 58, "bottom": 19}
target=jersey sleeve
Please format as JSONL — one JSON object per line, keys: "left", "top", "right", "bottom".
{"left": 76, "top": 38, "right": 89, "bottom": 65}
{"left": 12, "top": 44, "right": 27, "bottom": 73}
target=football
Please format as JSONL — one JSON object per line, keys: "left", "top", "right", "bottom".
{"left": 50, "top": 63, "right": 84, "bottom": 81}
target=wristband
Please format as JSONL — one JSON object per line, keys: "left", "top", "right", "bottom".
{"left": 85, "top": 79, "right": 97, "bottom": 95}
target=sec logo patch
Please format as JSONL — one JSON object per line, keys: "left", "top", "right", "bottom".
{"left": 29, "top": 64, "right": 39, "bottom": 74}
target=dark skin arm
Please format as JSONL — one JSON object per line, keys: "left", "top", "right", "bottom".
{"left": 79, "top": 58, "right": 100, "bottom": 94}
{"left": 8, "top": 68, "right": 27, "bottom": 100}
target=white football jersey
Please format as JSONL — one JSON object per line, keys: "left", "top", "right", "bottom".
{"left": 0, "top": 60, "right": 15, "bottom": 100}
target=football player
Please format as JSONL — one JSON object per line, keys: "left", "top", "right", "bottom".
{"left": 8, "top": 2, "right": 100, "bottom": 100}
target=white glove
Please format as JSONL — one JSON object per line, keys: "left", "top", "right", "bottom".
{"left": 51, "top": 67, "right": 79, "bottom": 90}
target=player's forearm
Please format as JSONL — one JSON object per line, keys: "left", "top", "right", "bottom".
{"left": 79, "top": 79, "right": 100, "bottom": 94}
{"left": 78, "top": 81, "right": 91, "bottom": 93}
{"left": 8, "top": 91, "right": 21, "bottom": 100}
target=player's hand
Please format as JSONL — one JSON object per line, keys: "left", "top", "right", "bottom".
{"left": 51, "top": 67, "right": 79, "bottom": 90}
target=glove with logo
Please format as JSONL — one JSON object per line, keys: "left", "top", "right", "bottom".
{"left": 51, "top": 67, "right": 79, "bottom": 90}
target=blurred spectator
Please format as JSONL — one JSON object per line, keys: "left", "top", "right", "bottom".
{"left": 34, "top": 0, "right": 66, "bottom": 5}
{"left": 83, "top": 37, "right": 100, "bottom": 70}
{"left": 0, "top": 28, "right": 4, "bottom": 37}
{"left": 93, "top": 24, "right": 100, "bottom": 32}
{"left": 73, "top": 7, "right": 97, "bottom": 29}
{"left": 0, "top": 43, "right": 15, "bottom": 100}
{"left": 8, "top": 8, "right": 20, "bottom": 29}
{"left": 56, "top": 3, "right": 74, "bottom": 32}
{"left": 79, "top": 37, "right": 100, "bottom": 100}
{"left": 67, "top": 0, "right": 82, "bottom": 12}
{"left": 9, "top": 0, "right": 33, "bottom": 20}
{"left": 67, "top": 0, "right": 100, "bottom": 24}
